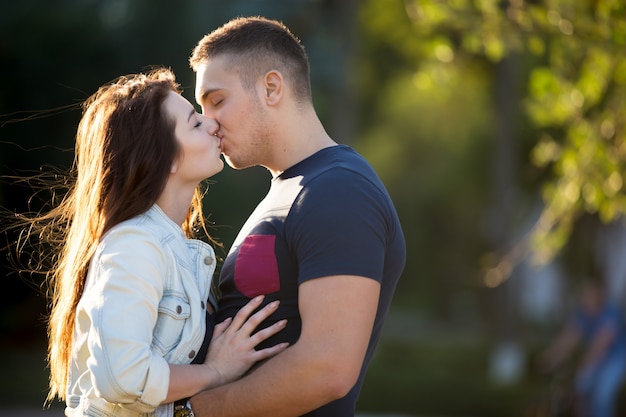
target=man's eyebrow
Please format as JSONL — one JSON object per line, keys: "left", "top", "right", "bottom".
{"left": 187, "top": 108, "right": 195, "bottom": 123}
{"left": 197, "top": 88, "right": 221, "bottom": 103}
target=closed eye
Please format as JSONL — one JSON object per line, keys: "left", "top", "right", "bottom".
{"left": 210, "top": 95, "right": 223, "bottom": 107}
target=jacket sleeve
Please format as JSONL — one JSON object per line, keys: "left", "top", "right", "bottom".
{"left": 81, "top": 225, "right": 170, "bottom": 412}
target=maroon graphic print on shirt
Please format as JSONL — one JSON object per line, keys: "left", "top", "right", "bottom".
{"left": 234, "top": 234, "right": 281, "bottom": 297}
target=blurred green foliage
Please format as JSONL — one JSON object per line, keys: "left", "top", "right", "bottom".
{"left": 353, "top": 0, "right": 626, "bottom": 299}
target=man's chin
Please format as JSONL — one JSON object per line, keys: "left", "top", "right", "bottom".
{"left": 223, "top": 156, "right": 248, "bottom": 170}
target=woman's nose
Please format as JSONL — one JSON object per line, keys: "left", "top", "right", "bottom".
{"left": 201, "top": 114, "right": 220, "bottom": 135}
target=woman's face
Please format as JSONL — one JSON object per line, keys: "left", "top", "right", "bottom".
{"left": 163, "top": 91, "right": 224, "bottom": 184}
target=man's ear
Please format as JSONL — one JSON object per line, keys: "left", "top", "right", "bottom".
{"left": 263, "top": 70, "right": 283, "bottom": 106}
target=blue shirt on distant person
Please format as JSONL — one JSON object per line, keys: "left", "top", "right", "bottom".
{"left": 572, "top": 299, "right": 626, "bottom": 417}
{"left": 574, "top": 301, "right": 626, "bottom": 360}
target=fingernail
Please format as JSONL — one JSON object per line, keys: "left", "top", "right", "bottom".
{"left": 254, "top": 295, "right": 264, "bottom": 302}
{"left": 270, "top": 300, "right": 280, "bottom": 308}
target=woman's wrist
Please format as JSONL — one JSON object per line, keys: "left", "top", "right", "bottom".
{"left": 200, "top": 362, "right": 226, "bottom": 390}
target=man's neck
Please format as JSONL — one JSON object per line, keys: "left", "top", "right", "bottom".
{"left": 267, "top": 114, "right": 336, "bottom": 176}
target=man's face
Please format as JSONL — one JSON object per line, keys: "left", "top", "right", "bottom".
{"left": 194, "top": 55, "right": 272, "bottom": 170}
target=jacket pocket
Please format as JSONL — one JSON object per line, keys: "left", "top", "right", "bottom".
{"left": 153, "top": 293, "right": 190, "bottom": 353}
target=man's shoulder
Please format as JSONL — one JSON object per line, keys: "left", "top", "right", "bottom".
{"left": 303, "top": 148, "right": 378, "bottom": 186}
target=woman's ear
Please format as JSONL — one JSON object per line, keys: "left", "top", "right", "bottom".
{"left": 170, "top": 160, "right": 179, "bottom": 174}
{"left": 263, "top": 70, "right": 283, "bottom": 106}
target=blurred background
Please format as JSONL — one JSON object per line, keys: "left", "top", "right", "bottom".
{"left": 2, "top": 0, "right": 626, "bottom": 416}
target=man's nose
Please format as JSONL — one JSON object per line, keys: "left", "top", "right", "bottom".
{"left": 200, "top": 105, "right": 215, "bottom": 118}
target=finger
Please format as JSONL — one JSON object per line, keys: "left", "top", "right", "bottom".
{"left": 237, "top": 300, "right": 281, "bottom": 335}
{"left": 229, "top": 295, "right": 265, "bottom": 331}
{"left": 248, "top": 319, "right": 288, "bottom": 346}
{"left": 212, "top": 316, "right": 232, "bottom": 338}
{"left": 252, "top": 342, "right": 290, "bottom": 362}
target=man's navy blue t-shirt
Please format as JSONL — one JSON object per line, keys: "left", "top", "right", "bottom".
{"left": 216, "top": 145, "right": 406, "bottom": 416}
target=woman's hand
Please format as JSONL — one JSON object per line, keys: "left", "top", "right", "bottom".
{"left": 202, "top": 295, "right": 288, "bottom": 386}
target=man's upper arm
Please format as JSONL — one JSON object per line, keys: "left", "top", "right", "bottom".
{"left": 298, "top": 274, "right": 381, "bottom": 385}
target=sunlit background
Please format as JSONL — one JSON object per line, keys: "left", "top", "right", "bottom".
{"left": 2, "top": 1, "right": 626, "bottom": 416}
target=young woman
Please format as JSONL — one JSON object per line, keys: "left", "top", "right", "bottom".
{"left": 15, "top": 68, "right": 287, "bottom": 417}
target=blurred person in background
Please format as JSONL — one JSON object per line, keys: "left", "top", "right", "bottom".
{"left": 9, "top": 67, "right": 288, "bottom": 417}
{"left": 186, "top": 16, "right": 406, "bottom": 417}
{"left": 539, "top": 276, "right": 626, "bottom": 417}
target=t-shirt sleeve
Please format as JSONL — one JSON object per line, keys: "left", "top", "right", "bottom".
{"left": 287, "top": 168, "right": 390, "bottom": 284}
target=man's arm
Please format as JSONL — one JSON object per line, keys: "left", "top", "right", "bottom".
{"left": 189, "top": 274, "right": 380, "bottom": 417}
{"left": 580, "top": 322, "right": 616, "bottom": 370}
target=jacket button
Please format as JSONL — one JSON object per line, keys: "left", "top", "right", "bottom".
{"left": 201, "top": 301, "right": 205, "bottom": 309}
{"left": 203, "top": 256, "right": 213, "bottom": 265}
{"left": 176, "top": 305, "right": 182, "bottom": 314}
{"left": 188, "top": 350, "right": 196, "bottom": 359}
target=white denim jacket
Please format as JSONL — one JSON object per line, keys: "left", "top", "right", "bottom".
{"left": 65, "top": 204, "right": 216, "bottom": 417}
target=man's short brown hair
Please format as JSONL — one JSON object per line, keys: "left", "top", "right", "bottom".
{"left": 190, "top": 16, "right": 312, "bottom": 103}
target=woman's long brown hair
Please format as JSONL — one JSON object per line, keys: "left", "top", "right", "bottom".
{"left": 12, "top": 68, "right": 210, "bottom": 402}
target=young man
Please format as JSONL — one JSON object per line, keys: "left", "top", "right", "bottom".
{"left": 187, "top": 16, "right": 406, "bottom": 417}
